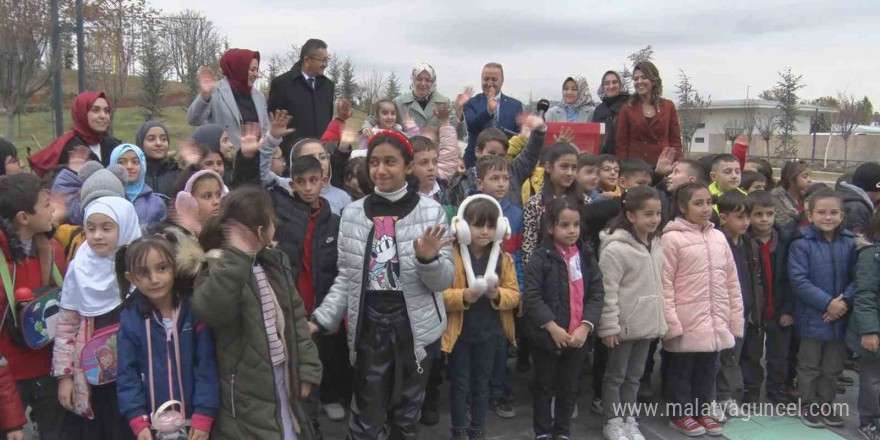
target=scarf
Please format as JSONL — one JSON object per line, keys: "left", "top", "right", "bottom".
{"left": 410, "top": 62, "right": 437, "bottom": 101}
{"left": 60, "top": 197, "right": 142, "bottom": 317}
{"left": 560, "top": 76, "right": 593, "bottom": 113}
{"left": 109, "top": 144, "right": 147, "bottom": 202}
{"left": 596, "top": 70, "right": 624, "bottom": 100}
{"left": 375, "top": 183, "right": 409, "bottom": 203}
{"left": 220, "top": 49, "right": 260, "bottom": 94}
{"left": 28, "top": 91, "right": 106, "bottom": 177}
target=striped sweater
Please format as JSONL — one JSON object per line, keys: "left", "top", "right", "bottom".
{"left": 253, "top": 264, "right": 286, "bottom": 366}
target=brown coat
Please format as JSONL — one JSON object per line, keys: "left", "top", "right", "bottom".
{"left": 616, "top": 98, "right": 682, "bottom": 166}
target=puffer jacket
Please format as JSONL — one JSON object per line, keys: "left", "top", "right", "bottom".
{"left": 597, "top": 229, "right": 667, "bottom": 341}
{"left": 847, "top": 240, "right": 880, "bottom": 359}
{"left": 789, "top": 225, "right": 857, "bottom": 341}
{"left": 836, "top": 181, "right": 874, "bottom": 236}
{"left": 660, "top": 217, "right": 744, "bottom": 353}
{"left": 192, "top": 247, "right": 321, "bottom": 440}
{"left": 0, "top": 356, "right": 25, "bottom": 432}
{"left": 311, "top": 195, "right": 454, "bottom": 366}
{"left": 130, "top": 184, "right": 167, "bottom": 226}
{"left": 144, "top": 157, "right": 181, "bottom": 198}
{"left": 441, "top": 247, "right": 519, "bottom": 353}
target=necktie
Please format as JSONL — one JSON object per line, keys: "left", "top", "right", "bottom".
{"left": 492, "top": 96, "right": 501, "bottom": 127}
{"left": 308, "top": 78, "right": 316, "bottom": 90}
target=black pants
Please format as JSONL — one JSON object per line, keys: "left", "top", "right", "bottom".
{"left": 347, "top": 303, "right": 437, "bottom": 440}
{"left": 666, "top": 351, "right": 719, "bottom": 418}
{"left": 765, "top": 319, "right": 793, "bottom": 396}
{"left": 320, "top": 329, "right": 353, "bottom": 405}
{"left": 592, "top": 341, "right": 608, "bottom": 399}
{"left": 740, "top": 325, "right": 765, "bottom": 396}
{"left": 15, "top": 375, "right": 65, "bottom": 440}
{"left": 62, "top": 383, "right": 134, "bottom": 440}
{"left": 532, "top": 346, "right": 589, "bottom": 437}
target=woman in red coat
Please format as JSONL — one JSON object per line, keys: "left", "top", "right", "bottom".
{"left": 616, "top": 61, "right": 682, "bottom": 167}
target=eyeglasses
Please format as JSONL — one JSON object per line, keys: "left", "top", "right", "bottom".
{"left": 307, "top": 56, "right": 331, "bottom": 67}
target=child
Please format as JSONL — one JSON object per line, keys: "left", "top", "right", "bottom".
{"left": 269, "top": 156, "right": 347, "bottom": 427}
{"left": 661, "top": 182, "right": 743, "bottom": 437}
{"left": 597, "top": 154, "right": 621, "bottom": 198}
{"left": 577, "top": 153, "right": 601, "bottom": 201}
{"left": 741, "top": 170, "right": 767, "bottom": 193}
{"left": 410, "top": 133, "right": 458, "bottom": 216}
{"left": 708, "top": 154, "right": 746, "bottom": 210}
{"left": 193, "top": 186, "right": 321, "bottom": 440}
{"left": 358, "top": 100, "right": 420, "bottom": 149}
{"left": 714, "top": 191, "right": 765, "bottom": 420}
{"left": 135, "top": 121, "right": 180, "bottom": 198}
{"left": 309, "top": 131, "right": 454, "bottom": 440}
{"left": 344, "top": 157, "right": 370, "bottom": 200}
{"left": 53, "top": 196, "right": 142, "bottom": 439}
{"left": 0, "top": 174, "right": 67, "bottom": 440}
{"left": 110, "top": 144, "right": 168, "bottom": 226}
{"left": 171, "top": 167, "right": 228, "bottom": 236}
{"left": 444, "top": 195, "right": 520, "bottom": 439}
{"left": 748, "top": 190, "right": 798, "bottom": 405}
{"left": 191, "top": 124, "right": 234, "bottom": 184}
{"left": 837, "top": 162, "right": 880, "bottom": 237}
{"left": 522, "top": 142, "right": 584, "bottom": 265}
{"left": 848, "top": 210, "right": 880, "bottom": 439}
{"left": 523, "top": 197, "right": 605, "bottom": 440}
{"left": 116, "top": 236, "right": 219, "bottom": 440}
{"left": 744, "top": 157, "right": 775, "bottom": 189}
{"left": 772, "top": 161, "right": 811, "bottom": 225}
{"left": 789, "top": 188, "right": 856, "bottom": 428}
{"left": 0, "top": 138, "right": 21, "bottom": 176}
{"left": 598, "top": 186, "right": 666, "bottom": 440}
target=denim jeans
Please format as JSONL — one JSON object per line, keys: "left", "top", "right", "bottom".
{"left": 448, "top": 337, "right": 496, "bottom": 430}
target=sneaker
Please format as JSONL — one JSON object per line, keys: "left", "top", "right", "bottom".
{"left": 821, "top": 412, "right": 844, "bottom": 428}
{"left": 323, "top": 403, "right": 345, "bottom": 422}
{"left": 800, "top": 406, "right": 825, "bottom": 428}
{"left": 572, "top": 404, "right": 579, "bottom": 420}
{"left": 490, "top": 396, "right": 516, "bottom": 419}
{"left": 839, "top": 374, "right": 855, "bottom": 386}
{"left": 859, "top": 423, "right": 880, "bottom": 440}
{"left": 696, "top": 416, "right": 723, "bottom": 436}
{"left": 709, "top": 401, "right": 728, "bottom": 423}
{"left": 723, "top": 398, "right": 743, "bottom": 418}
{"left": 450, "top": 428, "right": 469, "bottom": 440}
{"left": 468, "top": 429, "right": 485, "bottom": 440}
{"left": 784, "top": 385, "right": 801, "bottom": 399}
{"left": 602, "top": 418, "right": 629, "bottom": 440}
{"left": 767, "top": 392, "right": 790, "bottom": 405}
{"left": 626, "top": 416, "right": 646, "bottom": 440}
{"left": 669, "top": 416, "right": 706, "bottom": 437}
{"left": 591, "top": 397, "right": 603, "bottom": 415}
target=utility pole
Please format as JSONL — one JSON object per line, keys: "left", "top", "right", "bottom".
{"left": 76, "top": 0, "right": 85, "bottom": 92}
{"left": 51, "top": 0, "right": 63, "bottom": 137}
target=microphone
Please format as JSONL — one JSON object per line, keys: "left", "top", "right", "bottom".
{"left": 536, "top": 99, "right": 550, "bottom": 117}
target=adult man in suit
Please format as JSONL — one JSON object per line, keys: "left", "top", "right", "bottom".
{"left": 268, "top": 39, "right": 336, "bottom": 157}
{"left": 462, "top": 62, "right": 523, "bottom": 167}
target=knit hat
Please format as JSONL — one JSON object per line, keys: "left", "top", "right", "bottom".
{"left": 852, "top": 163, "right": 880, "bottom": 193}
{"left": 81, "top": 164, "right": 126, "bottom": 213}
{"left": 77, "top": 161, "right": 105, "bottom": 182}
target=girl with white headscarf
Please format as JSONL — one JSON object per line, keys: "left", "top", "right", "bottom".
{"left": 53, "top": 196, "right": 142, "bottom": 439}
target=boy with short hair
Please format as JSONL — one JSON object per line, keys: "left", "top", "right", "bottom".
{"left": 748, "top": 190, "right": 798, "bottom": 405}
{"left": 597, "top": 154, "right": 621, "bottom": 197}
{"left": 712, "top": 191, "right": 765, "bottom": 420}
{"left": 709, "top": 154, "right": 746, "bottom": 212}
{"left": 741, "top": 171, "right": 767, "bottom": 194}
{"left": 0, "top": 173, "right": 67, "bottom": 440}
{"left": 789, "top": 189, "right": 856, "bottom": 428}
{"left": 577, "top": 153, "right": 601, "bottom": 201}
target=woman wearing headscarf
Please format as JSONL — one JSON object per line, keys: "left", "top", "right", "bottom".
{"left": 361, "top": 63, "right": 464, "bottom": 138}
{"left": 135, "top": 121, "right": 180, "bottom": 198}
{"left": 545, "top": 77, "right": 595, "bottom": 123}
{"left": 29, "top": 91, "right": 122, "bottom": 177}
{"left": 186, "top": 48, "right": 269, "bottom": 151}
{"left": 616, "top": 62, "right": 682, "bottom": 167}
{"left": 190, "top": 124, "right": 235, "bottom": 186}
{"left": 592, "top": 71, "right": 631, "bottom": 156}
{"left": 108, "top": 144, "right": 167, "bottom": 225}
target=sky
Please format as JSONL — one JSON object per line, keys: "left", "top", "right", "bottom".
{"left": 151, "top": 0, "right": 880, "bottom": 105}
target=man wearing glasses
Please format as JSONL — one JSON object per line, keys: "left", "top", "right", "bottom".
{"left": 268, "top": 38, "right": 336, "bottom": 158}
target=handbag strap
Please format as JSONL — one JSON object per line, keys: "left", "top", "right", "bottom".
{"left": 146, "top": 308, "right": 186, "bottom": 419}
{"left": 0, "top": 250, "right": 16, "bottom": 322}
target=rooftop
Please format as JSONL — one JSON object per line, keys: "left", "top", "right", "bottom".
{"left": 707, "top": 98, "right": 837, "bottom": 113}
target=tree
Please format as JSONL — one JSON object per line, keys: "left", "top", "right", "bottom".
{"left": 835, "top": 94, "right": 860, "bottom": 169}
{"left": 0, "top": 0, "right": 58, "bottom": 138}
{"left": 743, "top": 98, "right": 757, "bottom": 147}
{"left": 621, "top": 45, "right": 653, "bottom": 93}
{"left": 772, "top": 68, "right": 805, "bottom": 159}
{"left": 161, "top": 9, "right": 223, "bottom": 102}
{"left": 755, "top": 114, "right": 775, "bottom": 159}
{"left": 675, "top": 69, "right": 710, "bottom": 155}
{"left": 339, "top": 58, "right": 357, "bottom": 103}
{"left": 758, "top": 89, "right": 781, "bottom": 101}
{"left": 859, "top": 96, "right": 874, "bottom": 125}
{"left": 358, "top": 70, "right": 386, "bottom": 113}
{"left": 385, "top": 72, "right": 401, "bottom": 100}
{"left": 722, "top": 120, "right": 744, "bottom": 146}
{"left": 139, "top": 32, "right": 168, "bottom": 121}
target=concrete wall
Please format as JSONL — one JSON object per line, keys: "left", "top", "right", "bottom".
{"left": 700, "top": 133, "right": 880, "bottom": 171}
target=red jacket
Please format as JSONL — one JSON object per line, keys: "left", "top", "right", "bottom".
{"left": 616, "top": 98, "right": 682, "bottom": 166}
{"left": 0, "top": 360, "right": 25, "bottom": 431}
{"left": 0, "top": 229, "right": 66, "bottom": 380}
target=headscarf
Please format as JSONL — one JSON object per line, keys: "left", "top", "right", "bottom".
{"left": 60, "top": 196, "right": 142, "bottom": 317}
{"left": 28, "top": 91, "right": 107, "bottom": 177}
{"left": 192, "top": 124, "right": 225, "bottom": 154}
{"left": 220, "top": 49, "right": 260, "bottom": 94}
{"left": 0, "top": 137, "right": 17, "bottom": 176}
{"left": 560, "top": 77, "right": 593, "bottom": 110}
{"left": 410, "top": 63, "right": 437, "bottom": 100}
{"left": 134, "top": 121, "right": 169, "bottom": 151}
{"left": 597, "top": 70, "right": 624, "bottom": 100}
{"left": 109, "top": 144, "right": 147, "bottom": 202}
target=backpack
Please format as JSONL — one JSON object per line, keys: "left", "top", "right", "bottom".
{"left": 0, "top": 250, "right": 63, "bottom": 349}
{"left": 81, "top": 322, "right": 120, "bottom": 385}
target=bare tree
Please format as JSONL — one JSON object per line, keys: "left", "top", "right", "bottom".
{"left": 722, "top": 120, "right": 744, "bottom": 148}
{"left": 161, "top": 9, "right": 223, "bottom": 102}
{"left": 358, "top": 70, "right": 386, "bottom": 113}
{"left": 0, "top": 0, "right": 58, "bottom": 138}
{"left": 743, "top": 98, "right": 757, "bottom": 147}
{"left": 675, "top": 69, "right": 710, "bottom": 155}
{"left": 755, "top": 114, "right": 775, "bottom": 159}
{"left": 835, "top": 94, "right": 860, "bottom": 169}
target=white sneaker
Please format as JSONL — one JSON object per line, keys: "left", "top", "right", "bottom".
{"left": 626, "top": 416, "right": 646, "bottom": 440}
{"left": 324, "top": 403, "right": 346, "bottom": 421}
{"left": 710, "top": 401, "right": 728, "bottom": 423}
{"left": 550, "top": 397, "right": 555, "bottom": 419}
{"left": 572, "top": 403, "right": 579, "bottom": 420}
{"left": 724, "top": 398, "right": 743, "bottom": 418}
{"left": 603, "top": 417, "right": 630, "bottom": 440}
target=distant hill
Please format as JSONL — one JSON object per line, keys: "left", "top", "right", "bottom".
{"left": 28, "top": 69, "right": 191, "bottom": 108}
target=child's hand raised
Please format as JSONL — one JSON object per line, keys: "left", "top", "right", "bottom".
{"left": 655, "top": 147, "right": 675, "bottom": 176}
{"left": 516, "top": 113, "right": 546, "bottom": 133}
{"left": 434, "top": 103, "right": 451, "bottom": 125}
{"left": 336, "top": 99, "right": 353, "bottom": 121}
{"left": 239, "top": 123, "right": 263, "bottom": 159}
{"left": 414, "top": 224, "right": 453, "bottom": 262}
{"left": 554, "top": 126, "right": 575, "bottom": 145}
{"left": 67, "top": 146, "right": 90, "bottom": 173}
{"left": 223, "top": 220, "right": 263, "bottom": 257}
{"left": 402, "top": 110, "right": 417, "bottom": 131}
{"left": 269, "top": 110, "right": 294, "bottom": 139}
{"left": 178, "top": 140, "right": 204, "bottom": 167}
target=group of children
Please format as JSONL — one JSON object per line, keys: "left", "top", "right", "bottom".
{"left": 2, "top": 89, "right": 880, "bottom": 440}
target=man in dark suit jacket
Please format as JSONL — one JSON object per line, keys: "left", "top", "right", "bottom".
{"left": 268, "top": 38, "right": 336, "bottom": 157}
{"left": 463, "top": 62, "right": 523, "bottom": 167}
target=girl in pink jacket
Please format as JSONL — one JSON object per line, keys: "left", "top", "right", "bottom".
{"left": 660, "top": 183, "right": 744, "bottom": 437}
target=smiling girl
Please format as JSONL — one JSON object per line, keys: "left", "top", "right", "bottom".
{"left": 109, "top": 144, "right": 167, "bottom": 226}
{"left": 546, "top": 77, "right": 595, "bottom": 123}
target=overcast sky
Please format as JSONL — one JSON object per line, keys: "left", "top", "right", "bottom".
{"left": 152, "top": 0, "right": 879, "bottom": 105}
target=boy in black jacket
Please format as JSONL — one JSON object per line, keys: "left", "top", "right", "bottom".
{"left": 269, "top": 155, "right": 344, "bottom": 436}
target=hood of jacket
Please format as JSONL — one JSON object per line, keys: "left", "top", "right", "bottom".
{"left": 837, "top": 181, "right": 873, "bottom": 210}
{"left": 663, "top": 216, "right": 715, "bottom": 235}
{"left": 598, "top": 228, "right": 655, "bottom": 254}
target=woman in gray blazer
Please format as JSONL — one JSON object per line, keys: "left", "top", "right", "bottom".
{"left": 187, "top": 48, "right": 269, "bottom": 151}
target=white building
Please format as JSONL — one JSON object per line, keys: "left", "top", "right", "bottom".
{"left": 688, "top": 99, "right": 838, "bottom": 153}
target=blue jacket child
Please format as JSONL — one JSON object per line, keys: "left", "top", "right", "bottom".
{"left": 117, "top": 294, "right": 220, "bottom": 437}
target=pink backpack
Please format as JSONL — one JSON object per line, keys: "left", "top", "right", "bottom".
{"left": 146, "top": 309, "right": 187, "bottom": 439}
{"left": 80, "top": 323, "right": 120, "bottom": 386}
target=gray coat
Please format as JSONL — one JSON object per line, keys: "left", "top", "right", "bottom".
{"left": 311, "top": 196, "right": 454, "bottom": 367}
{"left": 186, "top": 77, "right": 270, "bottom": 151}
{"left": 545, "top": 103, "right": 595, "bottom": 123}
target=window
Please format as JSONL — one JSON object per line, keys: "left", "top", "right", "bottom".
{"left": 695, "top": 137, "right": 705, "bottom": 143}
{"left": 697, "top": 123, "right": 706, "bottom": 129}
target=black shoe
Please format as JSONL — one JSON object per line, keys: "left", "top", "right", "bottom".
{"left": 801, "top": 407, "right": 824, "bottom": 428}
{"left": 839, "top": 374, "right": 855, "bottom": 386}
{"left": 468, "top": 429, "right": 485, "bottom": 440}
{"left": 554, "top": 436, "right": 570, "bottom": 440}
{"left": 421, "top": 407, "right": 439, "bottom": 426}
{"left": 859, "top": 423, "right": 880, "bottom": 440}
{"left": 768, "top": 392, "right": 790, "bottom": 405}
{"left": 450, "top": 428, "right": 469, "bottom": 440}
{"left": 490, "top": 396, "right": 517, "bottom": 419}
{"left": 822, "top": 413, "right": 844, "bottom": 427}
{"left": 743, "top": 391, "right": 760, "bottom": 405}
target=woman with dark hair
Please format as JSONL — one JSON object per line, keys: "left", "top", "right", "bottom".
{"left": 616, "top": 62, "right": 682, "bottom": 167}
{"left": 187, "top": 48, "right": 269, "bottom": 151}
{"left": 592, "top": 71, "right": 631, "bottom": 155}
{"left": 546, "top": 77, "right": 595, "bottom": 123}
{"left": 135, "top": 121, "right": 179, "bottom": 197}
